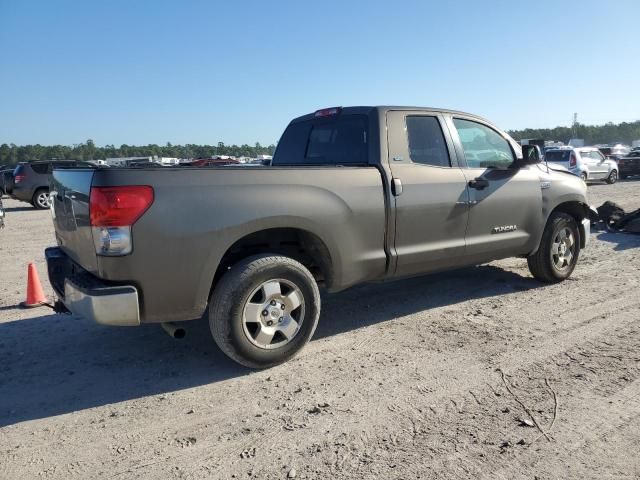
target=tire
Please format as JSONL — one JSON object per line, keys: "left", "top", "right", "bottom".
{"left": 32, "top": 189, "right": 50, "bottom": 209}
{"left": 527, "top": 212, "right": 580, "bottom": 283}
{"left": 580, "top": 172, "right": 588, "bottom": 183}
{"left": 209, "top": 254, "right": 320, "bottom": 368}
{"left": 606, "top": 170, "right": 618, "bottom": 184}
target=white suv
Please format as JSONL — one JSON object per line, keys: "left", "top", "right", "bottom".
{"left": 545, "top": 147, "right": 618, "bottom": 184}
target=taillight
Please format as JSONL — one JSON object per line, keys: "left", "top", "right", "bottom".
{"left": 14, "top": 175, "right": 25, "bottom": 184}
{"left": 569, "top": 153, "right": 577, "bottom": 167}
{"left": 89, "top": 186, "right": 153, "bottom": 256}
{"left": 90, "top": 186, "right": 154, "bottom": 227}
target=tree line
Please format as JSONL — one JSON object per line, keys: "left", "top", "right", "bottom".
{"left": 508, "top": 120, "right": 640, "bottom": 146}
{"left": 0, "top": 140, "right": 276, "bottom": 167}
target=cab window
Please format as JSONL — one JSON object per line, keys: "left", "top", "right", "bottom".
{"left": 453, "top": 118, "right": 514, "bottom": 169}
{"left": 405, "top": 116, "right": 451, "bottom": 167}
{"left": 273, "top": 115, "right": 368, "bottom": 166}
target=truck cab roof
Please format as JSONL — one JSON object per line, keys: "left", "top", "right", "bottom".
{"left": 290, "top": 106, "right": 491, "bottom": 124}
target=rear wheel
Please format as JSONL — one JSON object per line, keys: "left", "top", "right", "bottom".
{"left": 527, "top": 212, "right": 580, "bottom": 283}
{"left": 606, "top": 170, "right": 618, "bottom": 184}
{"left": 32, "top": 189, "right": 50, "bottom": 209}
{"left": 580, "top": 172, "right": 588, "bottom": 183}
{"left": 209, "top": 254, "right": 320, "bottom": 368}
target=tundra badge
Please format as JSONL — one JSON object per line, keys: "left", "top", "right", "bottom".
{"left": 492, "top": 225, "right": 518, "bottom": 234}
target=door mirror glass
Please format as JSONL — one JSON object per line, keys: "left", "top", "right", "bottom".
{"left": 521, "top": 144, "right": 542, "bottom": 165}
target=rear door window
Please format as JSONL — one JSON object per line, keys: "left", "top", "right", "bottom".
{"left": 273, "top": 115, "right": 368, "bottom": 166}
{"left": 405, "top": 116, "right": 451, "bottom": 167}
{"left": 31, "top": 163, "right": 49, "bottom": 174}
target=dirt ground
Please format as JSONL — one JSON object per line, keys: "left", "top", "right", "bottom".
{"left": 1, "top": 180, "right": 639, "bottom": 480}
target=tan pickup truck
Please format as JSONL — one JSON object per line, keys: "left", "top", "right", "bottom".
{"left": 46, "top": 106, "right": 592, "bottom": 367}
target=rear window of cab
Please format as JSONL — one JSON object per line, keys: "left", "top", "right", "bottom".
{"left": 273, "top": 115, "right": 368, "bottom": 166}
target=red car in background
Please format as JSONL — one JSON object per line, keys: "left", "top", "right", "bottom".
{"left": 185, "top": 158, "right": 240, "bottom": 167}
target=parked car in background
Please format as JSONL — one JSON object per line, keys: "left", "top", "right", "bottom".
{"left": 544, "top": 147, "right": 619, "bottom": 184}
{"left": 598, "top": 144, "right": 631, "bottom": 160}
{"left": 1, "top": 169, "right": 15, "bottom": 196}
{"left": 182, "top": 157, "right": 241, "bottom": 167}
{"left": 618, "top": 147, "right": 640, "bottom": 179}
{"left": 12, "top": 160, "right": 90, "bottom": 209}
{"left": 128, "top": 161, "right": 166, "bottom": 168}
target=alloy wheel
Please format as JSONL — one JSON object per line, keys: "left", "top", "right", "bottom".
{"left": 242, "top": 278, "right": 305, "bottom": 350}
{"left": 551, "top": 227, "right": 575, "bottom": 271}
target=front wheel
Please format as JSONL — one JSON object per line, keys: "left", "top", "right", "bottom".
{"left": 209, "top": 254, "right": 320, "bottom": 368}
{"left": 527, "top": 212, "right": 580, "bottom": 283}
{"left": 606, "top": 170, "right": 618, "bottom": 184}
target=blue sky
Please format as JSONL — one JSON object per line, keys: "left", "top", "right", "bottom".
{"left": 1, "top": 0, "right": 639, "bottom": 146}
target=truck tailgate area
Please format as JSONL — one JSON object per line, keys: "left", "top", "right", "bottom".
{"left": 50, "top": 169, "right": 99, "bottom": 274}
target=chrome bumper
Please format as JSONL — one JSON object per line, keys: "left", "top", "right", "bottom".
{"left": 46, "top": 246, "right": 140, "bottom": 326}
{"left": 64, "top": 278, "right": 140, "bottom": 326}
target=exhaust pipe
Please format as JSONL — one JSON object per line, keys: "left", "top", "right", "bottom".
{"left": 161, "top": 322, "right": 186, "bottom": 339}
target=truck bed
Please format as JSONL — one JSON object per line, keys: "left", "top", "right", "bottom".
{"left": 51, "top": 166, "right": 388, "bottom": 323}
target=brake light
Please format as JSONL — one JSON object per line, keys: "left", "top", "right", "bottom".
{"left": 569, "top": 152, "right": 577, "bottom": 167}
{"left": 90, "top": 186, "right": 153, "bottom": 256}
{"left": 314, "top": 107, "right": 342, "bottom": 117}
{"left": 90, "top": 186, "right": 154, "bottom": 227}
{"left": 14, "top": 175, "right": 25, "bottom": 184}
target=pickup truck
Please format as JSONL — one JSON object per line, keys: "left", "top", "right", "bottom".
{"left": 45, "top": 106, "right": 592, "bottom": 368}
{"left": 617, "top": 147, "right": 640, "bottom": 179}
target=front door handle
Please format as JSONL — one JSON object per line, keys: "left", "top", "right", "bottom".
{"left": 468, "top": 178, "right": 489, "bottom": 190}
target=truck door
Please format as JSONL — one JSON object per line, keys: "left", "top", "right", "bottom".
{"left": 446, "top": 115, "right": 542, "bottom": 262}
{"left": 386, "top": 111, "right": 470, "bottom": 276}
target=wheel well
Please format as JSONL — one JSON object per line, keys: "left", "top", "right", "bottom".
{"left": 551, "top": 201, "right": 588, "bottom": 248}
{"left": 211, "top": 228, "right": 333, "bottom": 294}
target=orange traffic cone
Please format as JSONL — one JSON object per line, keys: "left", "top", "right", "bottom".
{"left": 20, "top": 262, "right": 48, "bottom": 308}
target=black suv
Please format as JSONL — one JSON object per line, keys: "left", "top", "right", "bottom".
{"left": 12, "top": 160, "right": 88, "bottom": 209}
{"left": 1, "top": 169, "right": 15, "bottom": 196}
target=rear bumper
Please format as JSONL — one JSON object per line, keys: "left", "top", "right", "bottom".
{"left": 45, "top": 247, "right": 140, "bottom": 326}
{"left": 619, "top": 165, "right": 640, "bottom": 176}
{"left": 11, "top": 184, "right": 33, "bottom": 202}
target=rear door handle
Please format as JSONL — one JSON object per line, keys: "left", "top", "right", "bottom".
{"left": 468, "top": 178, "right": 489, "bottom": 190}
{"left": 392, "top": 178, "right": 403, "bottom": 196}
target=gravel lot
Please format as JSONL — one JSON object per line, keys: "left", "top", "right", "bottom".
{"left": 1, "top": 180, "right": 639, "bottom": 480}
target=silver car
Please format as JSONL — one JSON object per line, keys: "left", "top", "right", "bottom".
{"left": 545, "top": 147, "right": 619, "bottom": 184}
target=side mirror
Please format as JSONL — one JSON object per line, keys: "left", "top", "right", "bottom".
{"left": 519, "top": 144, "right": 542, "bottom": 166}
